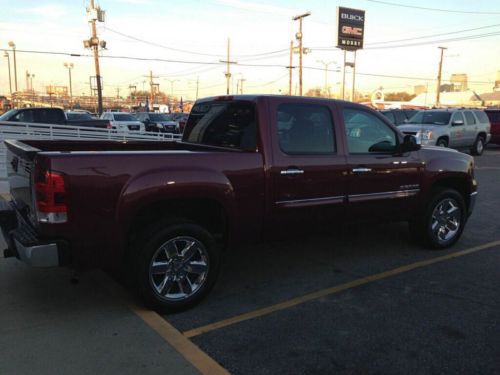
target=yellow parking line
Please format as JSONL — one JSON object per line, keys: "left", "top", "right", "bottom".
{"left": 92, "top": 271, "right": 230, "bottom": 375}
{"left": 183, "top": 240, "right": 500, "bottom": 339}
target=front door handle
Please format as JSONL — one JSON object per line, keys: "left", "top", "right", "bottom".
{"left": 352, "top": 167, "right": 372, "bottom": 173}
{"left": 280, "top": 168, "right": 304, "bottom": 175}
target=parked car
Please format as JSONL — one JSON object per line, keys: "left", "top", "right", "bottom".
{"left": 398, "top": 109, "right": 491, "bottom": 155}
{"left": 171, "top": 112, "right": 189, "bottom": 133}
{"left": 379, "top": 109, "right": 417, "bottom": 126}
{"left": 0, "top": 107, "right": 112, "bottom": 129}
{"left": 100, "top": 112, "right": 145, "bottom": 132}
{"left": 1, "top": 95, "right": 477, "bottom": 311}
{"left": 135, "top": 112, "right": 179, "bottom": 133}
{"left": 484, "top": 109, "right": 500, "bottom": 145}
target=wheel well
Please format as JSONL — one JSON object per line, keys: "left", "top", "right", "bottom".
{"left": 477, "top": 132, "right": 486, "bottom": 140}
{"left": 432, "top": 177, "right": 470, "bottom": 207}
{"left": 129, "top": 198, "right": 228, "bottom": 243}
{"left": 436, "top": 136, "right": 449, "bottom": 143}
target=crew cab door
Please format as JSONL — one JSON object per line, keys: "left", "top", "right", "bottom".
{"left": 342, "top": 105, "right": 423, "bottom": 220}
{"left": 269, "top": 99, "right": 348, "bottom": 232}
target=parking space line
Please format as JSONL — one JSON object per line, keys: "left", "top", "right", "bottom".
{"left": 183, "top": 240, "right": 500, "bottom": 339}
{"left": 92, "top": 271, "right": 230, "bottom": 375}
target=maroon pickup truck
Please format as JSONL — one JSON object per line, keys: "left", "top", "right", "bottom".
{"left": 0, "top": 95, "right": 477, "bottom": 311}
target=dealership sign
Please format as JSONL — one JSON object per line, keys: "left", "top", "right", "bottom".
{"left": 337, "top": 7, "right": 365, "bottom": 50}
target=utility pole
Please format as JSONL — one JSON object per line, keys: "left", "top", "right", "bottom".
{"left": 64, "top": 63, "right": 74, "bottom": 109}
{"left": 4, "top": 52, "right": 12, "bottom": 95}
{"left": 317, "top": 60, "right": 336, "bottom": 98}
{"left": 288, "top": 40, "right": 294, "bottom": 95}
{"left": 293, "top": 12, "right": 311, "bottom": 96}
{"left": 8, "top": 42, "right": 17, "bottom": 92}
{"left": 145, "top": 71, "right": 159, "bottom": 111}
{"left": 25, "top": 71, "right": 30, "bottom": 92}
{"left": 240, "top": 78, "right": 246, "bottom": 94}
{"left": 436, "top": 46, "right": 447, "bottom": 107}
{"left": 84, "top": 0, "right": 106, "bottom": 115}
{"left": 220, "top": 38, "right": 237, "bottom": 95}
{"left": 116, "top": 87, "right": 120, "bottom": 99}
{"left": 128, "top": 84, "right": 136, "bottom": 100}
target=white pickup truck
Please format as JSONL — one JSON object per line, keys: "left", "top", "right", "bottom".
{"left": 398, "top": 109, "right": 491, "bottom": 155}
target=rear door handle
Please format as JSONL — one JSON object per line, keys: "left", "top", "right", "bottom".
{"left": 352, "top": 168, "right": 372, "bottom": 173}
{"left": 280, "top": 168, "right": 304, "bottom": 175}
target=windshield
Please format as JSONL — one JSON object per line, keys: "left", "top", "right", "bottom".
{"left": 0, "top": 109, "right": 18, "bottom": 121}
{"left": 407, "top": 111, "right": 451, "bottom": 125}
{"left": 149, "top": 113, "right": 171, "bottom": 121}
{"left": 114, "top": 114, "right": 137, "bottom": 121}
{"left": 67, "top": 112, "right": 92, "bottom": 120}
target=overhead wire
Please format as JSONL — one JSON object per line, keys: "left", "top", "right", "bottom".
{"left": 361, "top": 0, "right": 500, "bottom": 15}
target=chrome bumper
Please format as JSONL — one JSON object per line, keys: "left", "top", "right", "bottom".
{"left": 1, "top": 198, "right": 66, "bottom": 267}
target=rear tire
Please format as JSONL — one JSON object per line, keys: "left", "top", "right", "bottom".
{"left": 470, "top": 135, "right": 485, "bottom": 156}
{"left": 130, "top": 219, "right": 221, "bottom": 312}
{"left": 409, "top": 188, "right": 466, "bottom": 249}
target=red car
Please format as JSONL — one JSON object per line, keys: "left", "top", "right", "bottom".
{"left": 485, "top": 109, "right": 500, "bottom": 144}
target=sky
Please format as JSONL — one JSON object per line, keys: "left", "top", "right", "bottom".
{"left": 0, "top": 0, "right": 499, "bottom": 100}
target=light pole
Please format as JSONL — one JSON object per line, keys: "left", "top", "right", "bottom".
{"left": 166, "top": 79, "right": 179, "bottom": 98}
{"left": 4, "top": 52, "right": 12, "bottom": 95}
{"left": 317, "top": 60, "right": 337, "bottom": 98}
{"left": 64, "top": 63, "right": 74, "bottom": 109}
{"left": 8, "top": 41, "right": 18, "bottom": 92}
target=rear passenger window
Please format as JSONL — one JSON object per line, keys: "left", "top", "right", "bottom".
{"left": 183, "top": 101, "right": 257, "bottom": 151}
{"left": 13, "top": 110, "right": 35, "bottom": 122}
{"left": 474, "top": 111, "right": 490, "bottom": 124}
{"left": 464, "top": 111, "right": 476, "bottom": 125}
{"left": 277, "top": 103, "right": 335, "bottom": 154}
{"left": 37, "top": 109, "right": 65, "bottom": 124}
{"left": 394, "top": 111, "right": 406, "bottom": 124}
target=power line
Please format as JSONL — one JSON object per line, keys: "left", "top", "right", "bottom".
{"left": 362, "top": 0, "right": 500, "bottom": 15}
{"left": 0, "top": 48, "right": 494, "bottom": 85}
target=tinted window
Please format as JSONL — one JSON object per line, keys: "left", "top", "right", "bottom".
{"left": 37, "top": 109, "right": 65, "bottom": 124}
{"left": 184, "top": 101, "right": 257, "bottom": 151}
{"left": 67, "top": 112, "right": 92, "bottom": 120}
{"left": 344, "top": 108, "right": 397, "bottom": 154}
{"left": 451, "top": 112, "right": 464, "bottom": 124}
{"left": 394, "top": 110, "right": 406, "bottom": 124}
{"left": 0, "top": 109, "right": 17, "bottom": 121}
{"left": 403, "top": 110, "right": 416, "bottom": 119}
{"left": 114, "top": 114, "right": 137, "bottom": 121}
{"left": 13, "top": 110, "right": 35, "bottom": 123}
{"left": 149, "top": 113, "right": 171, "bottom": 121}
{"left": 276, "top": 103, "right": 335, "bottom": 154}
{"left": 408, "top": 111, "right": 451, "bottom": 125}
{"left": 464, "top": 111, "right": 476, "bottom": 125}
{"left": 381, "top": 111, "right": 395, "bottom": 123}
{"left": 473, "top": 110, "right": 490, "bottom": 124}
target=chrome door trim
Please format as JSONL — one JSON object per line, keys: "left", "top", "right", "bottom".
{"left": 280, "top": 169, "right": 305, "bottom": 175}
{"left": 352, "top": 167, "right": 372, "bottom": 173}
{"left": 348, "top": 189, "right": 420, "bottom": 203}
{"left": 276, "top": 195, "right": 345, "bottom": 208}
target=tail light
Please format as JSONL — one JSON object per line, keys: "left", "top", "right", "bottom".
{"left": 107, "top": 121, "right": 112, "bottom": 129}
{"left": 35, "top": 171, "right": 68, "bottom": 223}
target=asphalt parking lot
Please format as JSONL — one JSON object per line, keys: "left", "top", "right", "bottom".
{"left": 1, "top": 146, "right": 499, "bottom": 375}
{"left": 164, "top": 145, "right": 500, "bottom": 374}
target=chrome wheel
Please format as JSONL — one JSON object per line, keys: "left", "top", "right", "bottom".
{"left": 149, "top": 236, "right": 209, "bottom": 301}
{"left": 430, "top": 198, "right": 461, "bottom": 243}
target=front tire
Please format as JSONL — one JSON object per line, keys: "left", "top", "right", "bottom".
{"left": 409, "top": 188, "right": 466, "bottom": 249}
{"left": 436, "top": 138, "right": 448, "bottom": 148}
{"left": 131, "top": 220, "right": 221, "bottom": 312}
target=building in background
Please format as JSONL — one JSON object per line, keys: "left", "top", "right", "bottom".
{"left": 450, "top": 73, "right": 468, "bottom": 92}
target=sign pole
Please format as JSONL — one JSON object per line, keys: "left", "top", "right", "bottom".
{"left": 351, "top": 50, "right": 357, "bottom": 102}
{"left": 342, "top": 50, "right": 346, "bottom": 100}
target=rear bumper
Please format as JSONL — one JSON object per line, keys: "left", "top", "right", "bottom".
{"left": 0, "top": 198, "right": 69, "bottom": 267}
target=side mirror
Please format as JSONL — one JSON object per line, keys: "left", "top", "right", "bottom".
{"left": 400, "top": 134, "right": 421, "bottom": 153}
{"left": 452, "top": 120, "right": 464, "bottom": 126}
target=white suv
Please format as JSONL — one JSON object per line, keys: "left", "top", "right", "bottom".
{"left": 100, "top": 112, "right": 145, "bottom": 132}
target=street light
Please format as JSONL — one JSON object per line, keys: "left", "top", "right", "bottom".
{"left": 3, "top": 52, "right": 12, "bottom": 95}
{"left": 64, "top": 63, "right": 74, "bottom": 109}
{"left": 8, "top": 41, "right": 17, "bottom": 92}
{"left": 317, "top": 60, "right": 337, "bottom": 98}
